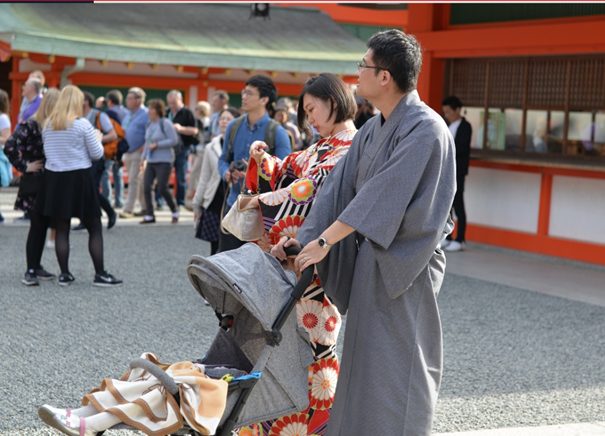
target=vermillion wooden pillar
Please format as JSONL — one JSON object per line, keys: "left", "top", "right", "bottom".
{"left": 406, "top": 4, "right": 449, "bottom": 112}
{"left": 9, "top": 57, "right": 21, "bottom": 124}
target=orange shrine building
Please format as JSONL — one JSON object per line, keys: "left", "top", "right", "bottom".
{"left": 1, "top": 3, "right": 604, "bottom": 266}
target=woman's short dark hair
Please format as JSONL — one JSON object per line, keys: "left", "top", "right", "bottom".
{"left": 0, "top": 89, "right": 9, "bottom": 114}
{"left": 83, "top": 91, "right": 95, "bottom": 109}
{"left": 221, "top": 106, "right": 241, "bottom": 119}
{"left": 245, "top": 75, "right": 277, "bottom": 114}
{"left": 297, "top": 73, "right": 356, "bottom": 134}
{"left": 367, "top": 29, "right": 422, "bottom": 94}
{"left": 147, "top": 99, "right": 166, "bottom": 118}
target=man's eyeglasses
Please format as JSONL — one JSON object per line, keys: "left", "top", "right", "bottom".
{"left": 357, "top": 60, "right": 389, "bottom": 72}
{"left": 241, "top": 89, "right": 259, "bottom": 98}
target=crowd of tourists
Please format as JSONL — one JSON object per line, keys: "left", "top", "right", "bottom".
{"left": 0, "top": 28, "right": 466, "bottom": 436}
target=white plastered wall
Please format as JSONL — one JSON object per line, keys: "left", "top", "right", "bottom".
{"left": 549, "top": 176, "right": 605, "bottom": 245}
{"left": 466, "top": 167, "right": 541, "bottom": 233}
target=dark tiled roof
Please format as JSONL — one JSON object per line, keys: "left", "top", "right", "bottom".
{"left": 0, "top": 4, "right": 367, "bottom": 74}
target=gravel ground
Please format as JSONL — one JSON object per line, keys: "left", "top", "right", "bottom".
{"left": 0, "top": 224, "right": 603, "bottom": 434}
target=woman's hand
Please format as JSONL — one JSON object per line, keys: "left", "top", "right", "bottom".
{"left": 194, "top": 207, "right": 202, "bottom": 225}
{"left": 246, "top": 195, "right": 260, "bottom": 209}
{"left": 230, "top": 169, "right": 244, "bottom": 183}
{"left": 249, "top": 141, "right": 268, "bottom": 163}
{"left": 149, "top": 143, "right": 158, "bottom": 152}
{"left": 294, "top": 239, "right": 328, "bottom": 273}
{"left": 25, "top": 160, "right": 44, "bottom": 173}
{"left": 271, "top": 236, "right": 301, "bottom": 261}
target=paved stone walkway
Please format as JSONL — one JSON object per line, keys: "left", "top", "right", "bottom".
{"left": 1, "top": 188, "right": 603, "bottom": 435}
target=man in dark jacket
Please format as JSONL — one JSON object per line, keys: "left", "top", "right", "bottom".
{"left": 166, "top": 90, "right": 198, "bottom": 208}
{"left": 442, "top": 95, "right": 471, "bottom": 252}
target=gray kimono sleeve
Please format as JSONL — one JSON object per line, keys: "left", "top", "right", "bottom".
{"left": 337, "top": 122, "right": 440, "bottom": 250}
{"left": 338, "top": 121, "right": 456, "bottom": 298}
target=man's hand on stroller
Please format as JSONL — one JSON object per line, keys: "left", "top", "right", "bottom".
{"left": 294, "top": 239, "right": 329, "bottom": 273}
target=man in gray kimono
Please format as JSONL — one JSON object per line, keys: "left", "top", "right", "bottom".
{"left": 273, "top": 29, "right": 456, "bottom": 435}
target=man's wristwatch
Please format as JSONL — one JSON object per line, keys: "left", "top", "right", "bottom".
{"left": 318, "top": 236, "right": 332, "bottom": 251}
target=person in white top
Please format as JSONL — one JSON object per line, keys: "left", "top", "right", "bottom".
{"left": 38, "top": 85, "right": 122, "bottom": 287}
{"left": 192, "top": 107, "right": 239, "bottom": 254}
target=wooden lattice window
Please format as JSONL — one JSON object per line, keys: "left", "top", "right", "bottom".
{"left": 445, "top": 54, "right": 605, "bottom": 158}
{"left": 447, "top": 59, "right": 487, "bottom": 107}
{"left": 527, "top": 58, "right": 567, "bottom": 109}
{"left": 488, "top": 59, "right": 525, "bottom": 108}
{"left": 569, "top": 57, "right": 605, "bottom": 110}
{"left": 446, "top": 55, "right": 605, "bottom": 110}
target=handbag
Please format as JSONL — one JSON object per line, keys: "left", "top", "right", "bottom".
{"left": 18, "top": 172, "right": 44, "bottom": 197}
{"left": 221, "top": 194, "right": 264, "bottom": 241}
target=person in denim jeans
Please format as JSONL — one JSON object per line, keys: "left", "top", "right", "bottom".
{"left": 140, "top": 99, "right": 179, "bottom": 224}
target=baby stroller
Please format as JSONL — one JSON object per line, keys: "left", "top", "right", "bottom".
{"left": 98, "top": 243, "right": 315, "bottom": 436}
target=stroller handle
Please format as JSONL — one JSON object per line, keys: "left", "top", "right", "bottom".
{"left": 282, "top": 243, "right": 315, "bottom": 299}
{"left": 129, "top": 358, "right": 179, "bottom": 396}
{"left": 269, "top": 243, "right": 315, "bottom": 343}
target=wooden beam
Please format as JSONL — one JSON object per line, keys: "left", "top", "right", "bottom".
{"left": 277, "top": 3, "right": 407, "bottom": 29}
{"left": 415, "top": 18, "right": 605, "bottom": 58}
{"left": 69, "top": 72, "right": 203, "bottom": 90}
{"left": 10, "top": 57, "right": 21, "bottom": 125}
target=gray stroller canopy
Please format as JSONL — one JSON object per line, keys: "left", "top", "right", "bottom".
{"left": 187, "top": 243, "right": 314, "bottom": 428}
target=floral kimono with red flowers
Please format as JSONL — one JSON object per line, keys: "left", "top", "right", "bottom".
{"left": 239, "top": 128, "right": 356, "bottom": 436}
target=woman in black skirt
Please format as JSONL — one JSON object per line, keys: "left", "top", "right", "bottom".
{"left": 5, "top": 88, "right": 59, "bottom": 286}
{"left": 193, "top": 107, "right": 240, "bottom": 254}
{"left": 38, "top": 85, "right": 121, "bottom": 287}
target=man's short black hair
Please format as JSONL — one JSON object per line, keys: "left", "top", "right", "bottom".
{"left": 442, "top": 96, "right": 464, "bottom": 110}
{"left": 367, "top": 29, "right": 422, "bottom": 94}
{"left": 106, "top": 89, "right": 123, "bottom": 106}
{"left": 83, "top": 91, "right": 95, "bottom": 108}
{"left": 245, "top": 75, "right": 277, "bottom": 112}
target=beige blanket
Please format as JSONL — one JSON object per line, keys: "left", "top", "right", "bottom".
{"left": 83, "top": 353, "right": 228, "bottom": 436}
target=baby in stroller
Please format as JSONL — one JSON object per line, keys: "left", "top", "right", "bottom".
{"left": 38, "top": 244, "right": 315, "bottom": 436}
{"left": 39, "top": 353, "right": 231, "bottom": 435}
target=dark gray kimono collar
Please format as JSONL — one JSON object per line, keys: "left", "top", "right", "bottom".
{"left": 375, "top": 90, "right": 420, "bottom": 139}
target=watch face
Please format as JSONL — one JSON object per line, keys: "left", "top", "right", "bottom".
{"left": 319, "top": 237, "right": 327, "bottom": 247}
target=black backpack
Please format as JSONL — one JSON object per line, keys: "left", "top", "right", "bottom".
{"left": 106, "top": 109, "right": 129, "bottom": 163}
{"left": 225, "top": 116, "right": 284, "bottom": 164}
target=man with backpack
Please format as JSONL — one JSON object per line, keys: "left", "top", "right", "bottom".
{"left": 218, "top": 75, "right": 291, "bottom": 252}
{"left": 82, "top": 91, "right": 118, "bottom": 229}
{"left": 102, "top": 89, "right": 128, "bottom": 209}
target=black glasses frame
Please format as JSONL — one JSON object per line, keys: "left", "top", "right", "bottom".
{"left": 357, "top": 61, "right": 389, "bottom": 73}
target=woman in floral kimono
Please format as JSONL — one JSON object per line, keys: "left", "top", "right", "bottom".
{"left": 237, "top": 73, "right": 358, "bottom": 436}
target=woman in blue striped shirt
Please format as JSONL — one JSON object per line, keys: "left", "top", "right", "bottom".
{"left": 37, "top": 85, "right": 121, "bottom": 287}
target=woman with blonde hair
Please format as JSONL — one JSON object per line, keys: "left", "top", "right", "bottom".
{"left": 5, "top": 89, "right": 60, "bottom": 286}
{"left": 36, "top": 85, "right": 121, "bottom": 287}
